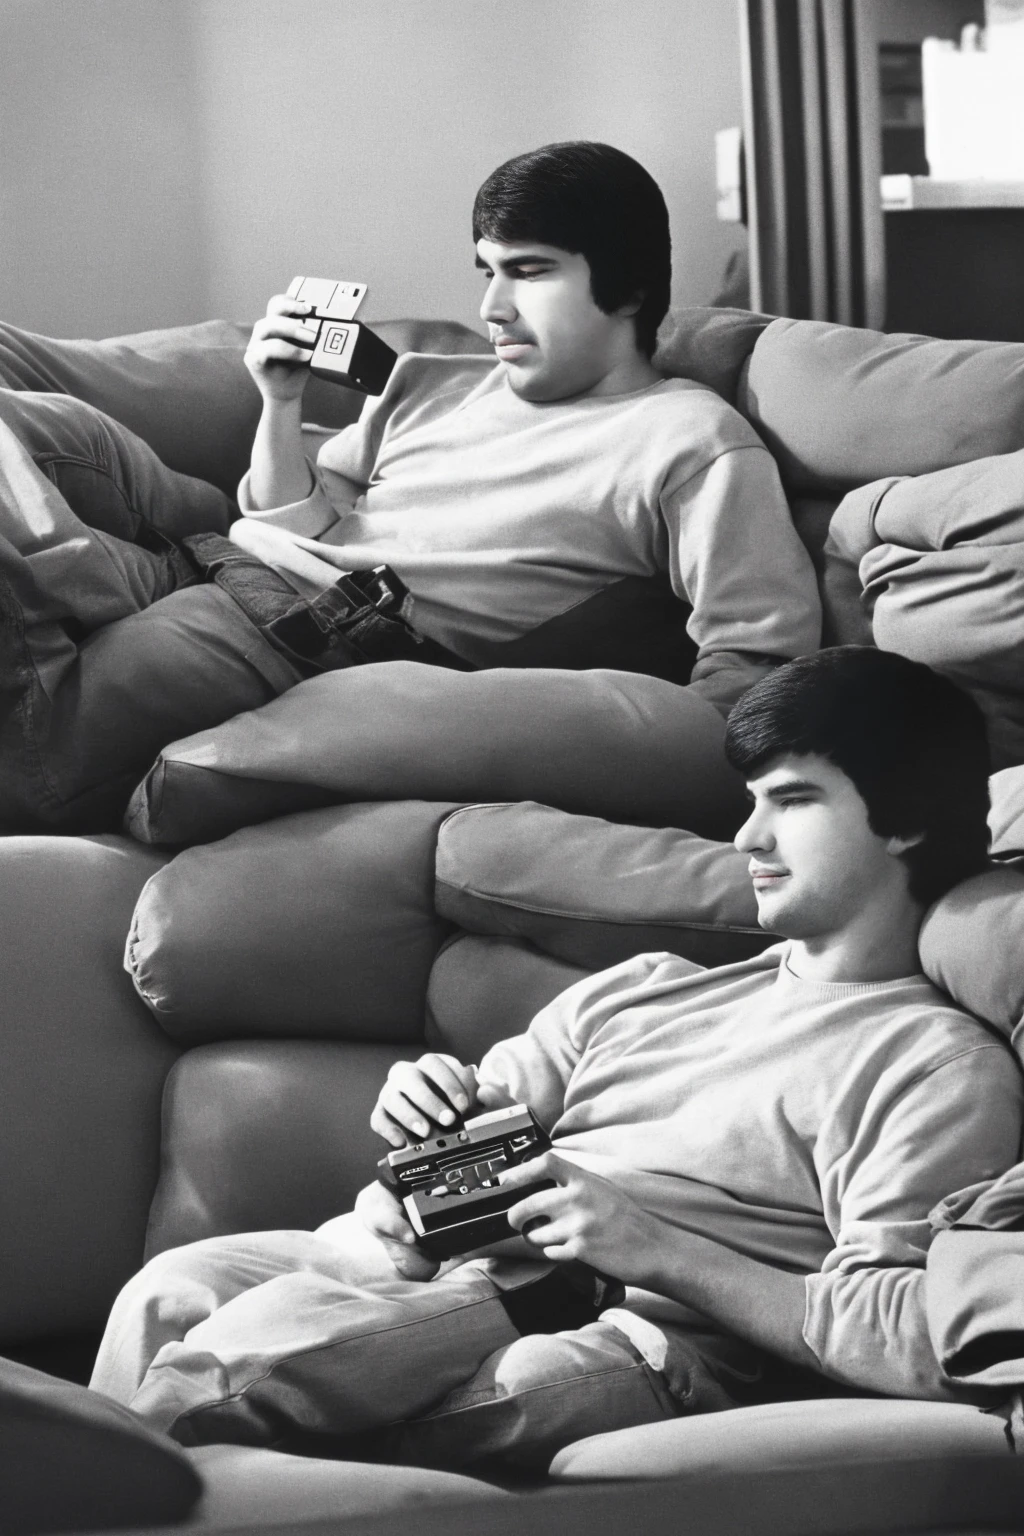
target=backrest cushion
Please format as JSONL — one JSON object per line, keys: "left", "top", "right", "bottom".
{"left": 126, "top": 663, "right": 748, "bottom": 849}
{"left": 0, "top": 1358, "right": 201, "bottom": 1533}
{"left": 654, "top": 306, "right": 773, "bottom": 404}
{"left": 740, "top": 318, "right": 1024, "bottom": 494}
{"left": 426, "top": 934, "right": 591, "bottom": 1063}
{"left": 0, "top": 834, "right": 175, "bottom": 1347}
{"left": 145, "top": 1041, "right": 406, "bottom": 1257}
{"left": 126, "top": 800, "right": 458, "bottom": 1046}
{"left": 434, "top": 801, "right": 769, "bottom": 972}
{"left": 918, "top": 767, "right": 1024, "bottom": 1053}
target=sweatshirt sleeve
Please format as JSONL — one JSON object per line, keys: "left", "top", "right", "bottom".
{"left": 662, "top": 446, "right": 822, "bottom": 717}
{"left": 803, "top": 1043, "right": 1023, "bottom": 1399}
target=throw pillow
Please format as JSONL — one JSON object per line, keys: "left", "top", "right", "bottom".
{"left": 125, "top": 663, "right": 748, "bottom": 848}
{"left": 0, "top": 1355, "right": 201, "bottom": 1533}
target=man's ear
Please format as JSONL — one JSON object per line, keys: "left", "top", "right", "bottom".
{"left": 617, "top": 290, "right": 644, "bottom": 319}
{"left": 885, "top": 831, "right": 924, "bottom": 856}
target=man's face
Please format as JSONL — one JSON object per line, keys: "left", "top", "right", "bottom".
{"left": 475, "top": 237, "right": 635, "bottom": 401}
{"left": 734, "top": 753, "right": 910, "bottom": 941}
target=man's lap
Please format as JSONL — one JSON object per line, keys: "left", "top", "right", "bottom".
{"left": 92, "top": 1219, "right": 756, "bottom": 1471}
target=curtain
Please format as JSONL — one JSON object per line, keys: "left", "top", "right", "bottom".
{"left": 740, "top": 0, "right": 884, "bottom": 326}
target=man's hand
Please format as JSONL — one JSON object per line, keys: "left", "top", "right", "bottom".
{"left": 500, "top": 1152, "right": 661, "bottom": 1282}
{"left": 371, "top": 1052, "right": 506, "bottom": 1147}
{"left": 244, "top": 293, "right": 319, "bottom": 404}
{"left": 353, "top": 1179, "right": 440, "bottom": 1281}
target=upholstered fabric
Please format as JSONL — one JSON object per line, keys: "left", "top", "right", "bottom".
{"left": 653, "top": 305, "right": 773, "bottom": 404}
{"left": 144, "top": 1041, "right": 408, "bottom": 1257}
{"left": 125, "top": 663, "right": 747, "bottom": 848}
{"left": 0, "top": 1355, "right": 201, "bottom": 1533}
{"left": 126, "top": 800, "right": 458, "bottom": 1045}
{"left": 186, "top": 1444, "right": 499, "bottom": 1527}
{"left": 427, "top": 933, "right": 591, "bottom": 1060}
{"left": 549, "top": 1398, "right": 1009, "bottom": 1481}
{"left": 740, "top": 317, "right": 1024, "bottom": 494}
{"left": 0, "top": 316, "right": 487, "bottom": 496}
{"left": 0, "top": 834, "right": 174, "bottom": 1344}
{"left": 434, "top": 801, "right": 768, "bottom": 971}
{"left": 918, "top": 866, "right": 1024, "bottom": 1054}
{"left": 823, "top": 451, "right": 1024, "bottom": 769}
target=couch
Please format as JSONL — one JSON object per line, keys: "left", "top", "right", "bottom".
{"left": 3, "top": 307, "right": 1024, "bottom": 1535}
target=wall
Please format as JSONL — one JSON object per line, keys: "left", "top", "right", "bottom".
{"left": 0, "top": 0, "right": 208, "bottom": 337}
{"left": 0, "top": 0, "right": 746, "bottom": 338}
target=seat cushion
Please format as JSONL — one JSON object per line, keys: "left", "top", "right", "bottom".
{"left": 0, "top": 1355, "right": 201, "bottom": 1534}
{"left": 126, "top": 800, "right": 459, "bottom": 1045}
{"left": 185, "top": 1444, "right": 500, "bottom": 1528}
{"left": 549, "top": 1397, "right": 1009, "bottom": 1481}
{"left": 919, "top": 865, "right": 1024, "bottom": 1055}
{"left": 434, "top": 801, "right": 768, "bottom": 972}
{"left": 125, "top": 663, "right": 747, "bottom": 848}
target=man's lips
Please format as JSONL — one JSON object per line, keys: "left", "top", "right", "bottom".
{"left": 493, "top": 336, "right": 534, "bottom": 362}
{"left": 750, "top": 866, "right": 789, "bottom": 886}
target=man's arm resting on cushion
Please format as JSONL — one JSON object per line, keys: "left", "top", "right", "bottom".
{"left": 666, "top": 447, "right": 822, "bottom": 717}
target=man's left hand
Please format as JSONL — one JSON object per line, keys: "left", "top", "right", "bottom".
{"left": 499, "top": 1152, "right": 660, "bottom": 1282}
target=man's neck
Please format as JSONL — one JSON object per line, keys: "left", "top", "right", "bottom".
{"left": 784, "top": 903, "right": 925, "bottom": 985}
{"left": 585, "top": 352, "right": 663, "bottom": 399}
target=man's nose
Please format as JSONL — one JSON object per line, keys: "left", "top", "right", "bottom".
{"left": 734, "top": 806, "right": 773, "bottom": 855}
{"left": 480, "top": 275, "right": 516, "bottom": 326}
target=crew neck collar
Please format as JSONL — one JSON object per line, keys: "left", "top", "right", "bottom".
{"left": 775, "top": 945, "right": 928, "bottom": 995}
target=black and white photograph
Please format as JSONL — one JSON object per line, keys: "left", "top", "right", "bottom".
{"left": 2, "top": 3, "right": 1024, "bottom": 1534}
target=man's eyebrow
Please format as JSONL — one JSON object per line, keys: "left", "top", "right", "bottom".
{"left": 474, "top": 252, "right": 558, "bottom": 272}
{"left": 763, "top": 778, "right": 823, "bottom": 798}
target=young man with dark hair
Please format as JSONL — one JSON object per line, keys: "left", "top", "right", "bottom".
{"left": 90, "top": 647, "right": 1021, "bottom": 1471}
{"left": 232, "top": 139, "right": 819, "bottom": 712}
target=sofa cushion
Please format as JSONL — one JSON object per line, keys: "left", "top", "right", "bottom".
{"left": 434, "top": 802, "right": 768, "bottom": 972}
{"left": 145, "top": 1041, "right": 408, "bottom": 1256}
{"left": 0, "top": 1355, "right": 202, "bottom": 1533}
{"left": 919, "top": 866, "right": 1024, "bottom": 1055}
{"left": 125, "top": 662, "right": 748, "bottom": 848}
{"left": 549, "top": 1397, "right": 1008, "bottom": 1482}
{"left": 917, "top": 766, "right": 1024, "bottom": 1048}
{"left": 740, "top": 317, "right": 1024, "bottom": 495}
{"left": 126, "top": 800, "right": 459, "bottom": 1045}
{"left": 427, "top": 934, "right": 591, "bottom": 1062}
{"left": 0, "top": 834, "right": 175, "bottom": 1344}
{"left": 188, "top": 1444, "right": 500, "bottom": 1527}
{"left": 653, "top": 306, "right": 773, "bottom": 404}
{"left": 822, "top": 451, "right": 1024, "bottom": 771}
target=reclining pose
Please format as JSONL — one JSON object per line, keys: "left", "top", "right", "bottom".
{"left": 90, "top": 648, "right": 1022, "bottom": 1470}
{"left": 0, "top": 141, "right": 819, "bottom": 830}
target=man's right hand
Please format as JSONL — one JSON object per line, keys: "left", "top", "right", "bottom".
{"left": 244, "top": 293, "right": 319, "bottom": 404}
{"left": 353, "top": 1180, "right": 440, "bottom": 1281}
{"left": 370, "top": 1053, "right": 481, "bottom": 1147}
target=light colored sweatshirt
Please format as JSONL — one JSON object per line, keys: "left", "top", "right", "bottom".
{"left": 477, "top": 945, "right": 1023, "bottom": 1400}
{"left": 236, "top": 354, "right": 822, "bottom": 715}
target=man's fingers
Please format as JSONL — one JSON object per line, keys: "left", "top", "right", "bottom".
{"left": 369, "top": 1104, "right": 408, "bottom": 1148}
{"left": 504, "top": 1185, "right": 563, "bottom": 1234}
{"left": 417, "top": 1055, "right": 477, "bottom": 1115}
{"left": 265, "top": 293, "right": 313, "bottom": 319}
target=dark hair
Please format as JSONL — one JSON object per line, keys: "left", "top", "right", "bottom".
{"left": 472, "top": 141, "right": 671, "bottom": 357}
{"left": 724, "top": 647, "right": 991, "bottom": 907}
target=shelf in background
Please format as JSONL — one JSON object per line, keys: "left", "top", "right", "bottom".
{"left": 882, "top": 175, "right": 1024, "bottom": 210}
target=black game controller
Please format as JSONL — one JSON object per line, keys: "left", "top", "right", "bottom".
{"left": 377, "top": 1104, "right": 554, "bottom": 1260}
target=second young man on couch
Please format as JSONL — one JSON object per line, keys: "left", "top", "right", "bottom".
{"left": 90, "top": 649, "right": 1022, "bottom": 1470}
{"left": 0, "top": 140, "right": 819, "bottom": 830}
